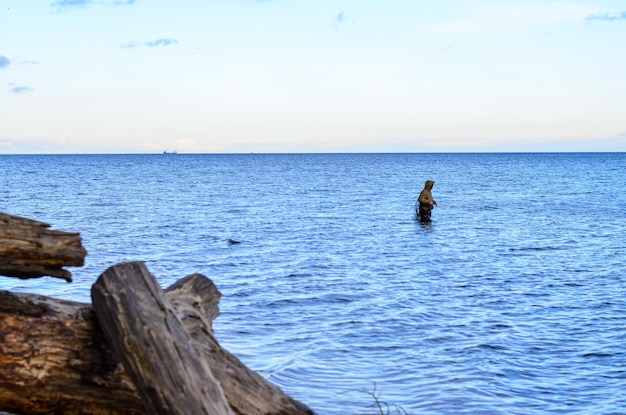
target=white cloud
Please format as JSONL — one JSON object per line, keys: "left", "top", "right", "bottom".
{"left": 50, "top": 0, "right": 134, "bottom": 9}
{"left": 9, "top": 85, "right": 33, "bottom": 94}
{"left": 145, "top": 38, "right": 178, "bottom": 47}
{"left": 121, "top": 38, "right": 179, "bottom": 49}
{"left": 586, "top": 11, "right": 626, "bottom": 22}
{"left": 50, "top": 0, "right": 92, "bottom": 10}
{"left": 6, "top": 83, "right": 33, "bottom": 94}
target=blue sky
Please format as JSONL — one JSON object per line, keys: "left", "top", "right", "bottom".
{"left": 1, "top": 0, "right": 625, "bottom": 153}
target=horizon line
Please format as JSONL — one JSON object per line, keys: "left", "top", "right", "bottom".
{"left": 1, "top": 150, "right": 624, "bottom": 156}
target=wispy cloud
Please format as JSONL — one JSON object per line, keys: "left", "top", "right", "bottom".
{"left": 334, "top": 11, "right": 352, "bottom": 28}
{"left": 121, "top": 41, "right": 138, "bottom": 49}
{"left": 50, "top": 0, "right": 93, "bottom": 9}
{"left": 586, "top": 11, "right": 626, "bottom": 22}
{"left": 7, "top": 84, "right": 33, "bottom": 94}
{"left": 0, "top": 55, "right": 10, "bottom": 69}
{"left": 145, "top": 38, "right": 178, "bottom": 47}
{"left": 121, "top": 38, "right": 179, "bottom": 49}
{"left": 17, "top": 60, "right": 40, "bottom": 65}
{"left": 50, "top": 0, "right": 134, "bottom": 10}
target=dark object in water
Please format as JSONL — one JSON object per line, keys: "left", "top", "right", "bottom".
{"left": 227, "top": 238, "right": 241, "bottom": 245}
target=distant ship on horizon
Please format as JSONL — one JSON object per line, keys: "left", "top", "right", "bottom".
{"left": 163, "top": 150, "right": 178, "bottom": 154}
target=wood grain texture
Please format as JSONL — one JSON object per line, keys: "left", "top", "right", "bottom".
{"left": 0, "top": 290, "right": 143, "bottom": 415}
{"left": 166, "top": 274, "right": 316, "bottom": 415}
{"left": 0, "top": 212, "right": 86, "bottom": 282}
{"left": 91, "top": 261, "right": 233, "bottom": 415}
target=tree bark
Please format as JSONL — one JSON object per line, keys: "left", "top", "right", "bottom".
{"left": 0, "top": 212, "right": 86, "bottom": 282}
{"left": 0, "top": 290, "right": 144, "bottom": 415}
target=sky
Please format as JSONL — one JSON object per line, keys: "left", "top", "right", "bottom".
{"left": 1, "top": 0, "right": 625, "bottom": 154}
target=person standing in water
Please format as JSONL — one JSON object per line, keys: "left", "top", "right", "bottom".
{"left": 417, "top": 180, "right": 437, "bottom": 222}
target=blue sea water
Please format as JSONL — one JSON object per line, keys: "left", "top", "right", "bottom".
{"left": 1, "top": 153, "right": 625, "bottom": 414}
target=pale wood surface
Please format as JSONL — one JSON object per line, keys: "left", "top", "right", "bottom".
{"left": 91, "top": 261, "right": 233, "bottom": 415}
{"left": 166, "top": 274, "right": 316, "bottom": 415}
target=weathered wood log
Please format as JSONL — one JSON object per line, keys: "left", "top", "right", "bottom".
{"left": 0, "top": 268, "right": 315, "bottom": 415}
{"left": 0, "top": 212, "right": 86, "bottom": 282}
{"left": 91, "top": 261, "right": 233, "bottom": 415}
{"left": 166, "top": 275, "right": 316, "bottom": 415}
{"left": 0, "top": 290, "right": 144, "bottom": 415}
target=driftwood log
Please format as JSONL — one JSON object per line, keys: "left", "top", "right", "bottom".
{"left": 0, "top": 264, "right": 315, "bottom": 415}
{"left": 91, "top": 262, "right": 233, "bottom": 415}
{"left": 0, "top": 212, "right": 86, "bottom": 282}
{"left": 0, "top": 290, "right": 143, "bottom": 415}
{"left": 166, "top": 274, "right": 315, "bottom": 415}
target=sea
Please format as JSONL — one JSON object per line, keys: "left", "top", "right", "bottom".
{"left": 1, "top": 153, "right": 625, "bottom": 415}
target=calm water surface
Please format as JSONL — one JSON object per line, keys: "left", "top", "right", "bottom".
{"left": 1, "top": 153, "right": 625, "bottom": 414}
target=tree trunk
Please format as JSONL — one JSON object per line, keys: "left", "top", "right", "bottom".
{"left": 0, "top": 212, "right": 86, "bottom": 282}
